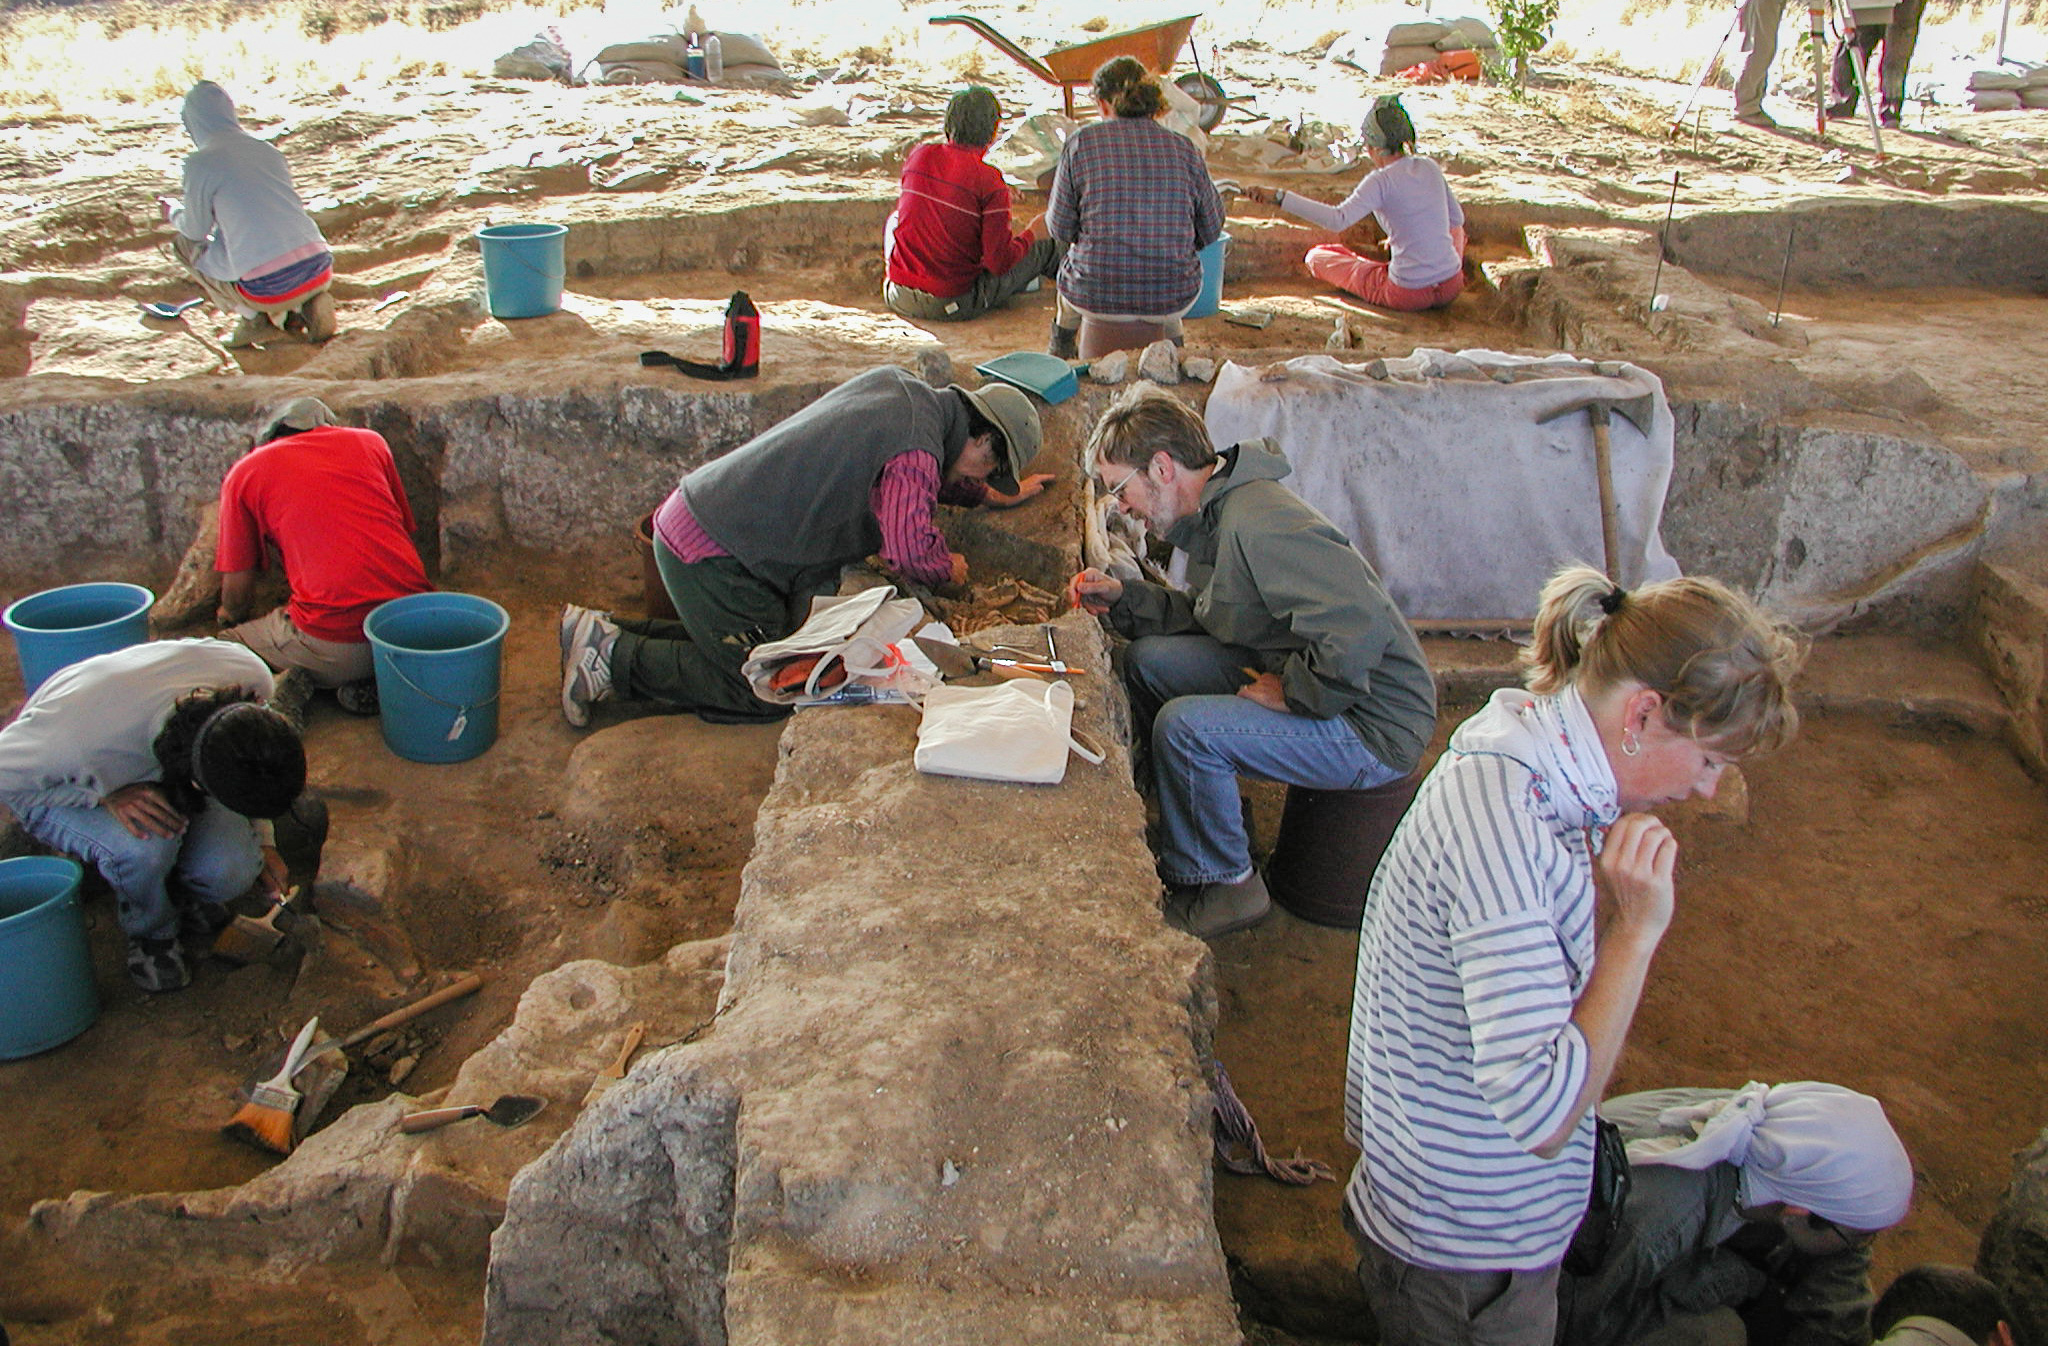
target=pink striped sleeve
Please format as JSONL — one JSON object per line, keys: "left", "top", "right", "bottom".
{"left": 872, "top": 452, "right": 952, "bottom": 586}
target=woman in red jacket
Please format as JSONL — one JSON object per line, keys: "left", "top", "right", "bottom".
{"left": 884, "top": 86, "right": 1060, "bottom": 323}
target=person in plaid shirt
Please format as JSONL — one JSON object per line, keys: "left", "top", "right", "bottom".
{"left": 1046, "top": 57, "right": 1224, "bottom": 356}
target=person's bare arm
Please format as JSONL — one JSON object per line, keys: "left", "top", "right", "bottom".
{"left": 217, "top": 570, "right": 257, "bottom": 626}
{"left": 1532, "top": 813, "right": 1677, "bottom": 1157}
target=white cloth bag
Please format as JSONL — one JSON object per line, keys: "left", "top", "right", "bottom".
{"left": 914, "top": 680, "right": 1104, "bottom": 785}
{"left": 742, "top": 587, "right": 930, "bottom": 705}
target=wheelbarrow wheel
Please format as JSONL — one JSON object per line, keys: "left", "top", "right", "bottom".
{"left": 1175, "top": 70, "right": 1228, "bottom": 132}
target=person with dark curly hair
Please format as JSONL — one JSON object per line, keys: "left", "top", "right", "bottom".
{"left": 0, "top": 639, "right": 307, "bottom": 992}
{"left": 884, "top": 85, "right": 1062, "bottom": 323}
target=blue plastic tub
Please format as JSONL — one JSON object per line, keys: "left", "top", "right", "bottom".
{"left": 1186, "top": 231, "right": 1232, "bottom": 320}
{"left": 364, "top": 593, "right": 509, "bottom": 764}
{"left": 476, "top": 222, "right": 568, "bottom": 320}
{"left": 974, "top": 351, "right": 1079, "bottom": 406}
{"left": 3, "top": 581, "right": 154, "bottom": 696}
{"left": 0, "top": 857, "right": 97, "bottom": 1059}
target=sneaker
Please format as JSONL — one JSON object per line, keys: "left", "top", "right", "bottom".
{"left": 126, "top": 935, "right": 191, "bottom": 993}
{"left": 1048, "top": 320, "right": 1079, "bottom": 360}
{"left": 1733, "top": 109, "right": 1777, "bottom": 128}
{"left": 1825, "top": 100, "right": 1858, "bottom": 120}
{"left": 224, "top": 314, "right": 278, "bottom": 349}
{"left": 1164, "top": 870, "right": 1273, "bottom": 939}
{"left": 273, "top": 793, "right": 329, "bottom": 889}
{"left": 334, "top": 678, "right": 380, "bottom": 716}
{"left": 559, "top": 605, "right": 620, "bottom": 728}
{"left": 299, "top": 291, "right": 337, "bottom": 343}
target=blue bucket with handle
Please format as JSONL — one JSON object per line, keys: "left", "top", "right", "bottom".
{"left": 364, "top": 593, "right": 509, "bottom": 764}
{"left": 0, "top": 857, "right": 98, "bottom": 1059}
{"left": 476, "top": 222, "right": 568, "bottom": 319}
{"left": 1187, "top": 231, "right": 1232, "bottom": 320}
{"left": 3, "top": 582, "right": 154, "bottom": 696}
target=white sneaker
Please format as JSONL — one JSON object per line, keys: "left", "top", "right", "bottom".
{"left": 559, "top": 605, "right": 619, "bottom": 728}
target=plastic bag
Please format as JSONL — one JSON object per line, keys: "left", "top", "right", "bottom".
{"left": 914, "top": 680, "right": 1104, "bottom": 785}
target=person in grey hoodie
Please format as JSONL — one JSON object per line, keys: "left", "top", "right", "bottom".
{"left": 160, "top": 81, "right": 336, "bottom": 348}
{"left": 1069, "top": 385, "right": 1437, "bottom": 937}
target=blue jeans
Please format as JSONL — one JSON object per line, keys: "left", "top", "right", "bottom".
{"left": 3, "top": 795, "right": 262, "bottom": 941}
{"left": 1126, "top": 635, "right": 1401, "bottom": 886}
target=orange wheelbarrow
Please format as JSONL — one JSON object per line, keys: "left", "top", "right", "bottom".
{"left": 927, "top": 12, "right": 1244, "bottom": 131}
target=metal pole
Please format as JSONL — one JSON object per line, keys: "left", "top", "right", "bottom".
{"left": 1834, "top": 0, "right": 1886, "bottom": 157}
{"left": 1772, "top": 222, "right": 1795, "bottom": 327}
{"left": 1669, "top": 6, "right": 1745, "bottom": 136}
{"left": 1810, "top": 0, "right": 1829, "bottom": 136}
{"left": 1996, "top": 0, "right": 2013, "bottom": 64}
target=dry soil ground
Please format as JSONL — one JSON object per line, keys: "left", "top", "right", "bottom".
{"left": 2, "top": 3, "right": 2048, "bottom": 1340}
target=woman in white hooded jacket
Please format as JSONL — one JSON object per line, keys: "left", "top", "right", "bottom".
{"left": 161, "top": 81, "right": 336, "bottom": 347}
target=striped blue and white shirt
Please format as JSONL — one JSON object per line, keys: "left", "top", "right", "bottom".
{"left": 1345, "top": 685, "right": 1618, "bottom": 1271}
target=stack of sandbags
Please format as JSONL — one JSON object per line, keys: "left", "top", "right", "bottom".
{"left": 1964, "top": 65, "right": 2048, "bottom": 111}
{"left": 1378, "top": 15, "right": 1499, "bottom": 75}
{"left": 593, "top": 30, "right": 784, "bottom": 85}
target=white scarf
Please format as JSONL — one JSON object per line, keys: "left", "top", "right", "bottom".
{"left": 1627, "top": 1081, "right": 1914, "bottom": 1229}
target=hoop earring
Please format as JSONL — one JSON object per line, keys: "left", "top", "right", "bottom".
{"left": 1620, "top": 727, "right": 1642, "bottom": 758}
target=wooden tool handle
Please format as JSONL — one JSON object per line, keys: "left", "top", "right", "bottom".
{"left": 340, "top": 972, "right": 485, "bottom": 1050}
{"left": 399, "top": 1104, "right": 481, "bottom": 1134}
{"left": 1588, "top": 404, "right": 1621, "bottom": 582}
{"left": 601, "top": 1021, "right": 649, "bottom": 1082}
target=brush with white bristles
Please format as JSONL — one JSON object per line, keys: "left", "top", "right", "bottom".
{"left": 221, "top": 1016, "right": 321, "bottom": 1156}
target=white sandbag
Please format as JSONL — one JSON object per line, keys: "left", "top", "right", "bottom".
{"left": 1386, "top": 20, "right": 1450, "bottom": 44}
{"left": 1435, "top": 16, "right": 1499, "bottom": 50}
{"left": 1973, "top": 90, "right": 2024, "bottom": 110}
{"left": 2021, "top": 87, "right": 2048, "bottom": 108}
{"left": 717, "top": 63, "right": 792, "bottom": 88}
{"left": 712, "top": 31, "right": 781, "bottom": 71}
{"left": 1968, "top": 68, "right": 2023, "bottom": 90}
{"left": 1381, "top": 43, "right": 1444, "bottom": 74}
{"left": 2019, "top": 64, "right": 2048, "bottom": 88}
{"left": 596, "top": 36, "right": 689, "bottom": 64}
{"left": 599, "top": 59, "right": 689, "bottom": 84}
{"left": 1324, "top": 28, "right": 1381, "bottom": 70}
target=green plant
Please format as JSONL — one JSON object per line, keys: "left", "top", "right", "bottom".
{"left": 1490, "top": 0, "right": 1560, "bottom": 87}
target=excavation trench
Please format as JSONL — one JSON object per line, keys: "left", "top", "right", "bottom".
{"left": 1, "top": 187, "right": 2047, "bottom": 1344}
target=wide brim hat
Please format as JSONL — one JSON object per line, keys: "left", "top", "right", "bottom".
{"left": 954, "top": 382, "right": 1043, "bottom": 494}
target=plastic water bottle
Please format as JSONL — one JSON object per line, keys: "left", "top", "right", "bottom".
{"left": 703, "top": 33, "right": 722, "bottom": 83}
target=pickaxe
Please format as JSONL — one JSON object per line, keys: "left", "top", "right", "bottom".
{"left": 1536, "top": 390, "right": 1657, "bottom": 582}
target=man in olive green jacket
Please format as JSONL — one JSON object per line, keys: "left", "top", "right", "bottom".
{"left": 1071, "top": 386, "right": 1436, "bottom": 937}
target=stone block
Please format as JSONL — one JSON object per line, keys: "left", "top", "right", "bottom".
{"left": 1978, "top": 1125, "right": 2048, "bottom": 1346}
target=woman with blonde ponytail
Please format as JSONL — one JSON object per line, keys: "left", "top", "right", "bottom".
{"left": 1339, "top": 565, "right": 1804, "bottom": 1346}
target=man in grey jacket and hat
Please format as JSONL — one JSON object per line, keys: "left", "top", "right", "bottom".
{"left": 1069, "top": 385, "right": 1436, "bottom": 938}
{"left": 561, "top": 364, "right": 1045, "bottom": 727}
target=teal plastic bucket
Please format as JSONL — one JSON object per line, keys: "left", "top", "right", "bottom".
{"left": 0, "top": 857, "right": 97, "bottom": 1059}
{"left": 364, "top": 593, "right": 509, "bottom": 764}
{"left": 476, "top": 222, "right": 567, "bottom": 319}
{"left": 3, "top": 582, "right": 154, "bottom": 696}
{"left": 1187, "top": 231, "right": 1231, "bottom": 320}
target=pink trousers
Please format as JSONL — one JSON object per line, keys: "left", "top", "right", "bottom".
{"left": 1305, "top": 245, "right": 1464, "bottom": 312}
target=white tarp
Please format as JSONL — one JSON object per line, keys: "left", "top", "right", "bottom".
{"left": 1201, "top": 349, "right": 1681, "bottom": 622}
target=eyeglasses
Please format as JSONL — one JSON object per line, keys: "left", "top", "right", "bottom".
{"left": 1102, "top": 464, "right": 1143, "bottom": 503}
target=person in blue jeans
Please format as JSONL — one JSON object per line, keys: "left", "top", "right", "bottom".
{"left": 1069, "top": 386, "right": 1436, "bottom": 937}
{"left": 0, "top": 639, "right": 306, "bottom": 992}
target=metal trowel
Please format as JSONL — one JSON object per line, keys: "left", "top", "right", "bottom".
{"left": 399, "top": 1093, "right": 548, "bottom": 1135}
{"left": 138, "top": 297, "right": 205, "bottom": 320}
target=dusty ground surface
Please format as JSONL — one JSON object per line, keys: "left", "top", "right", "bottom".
{"left": 1218, "top": 662, "right": 2048, "bottom": 1341}
{"left": 3, "top": 1, "right": 2048, "bottom": 1339}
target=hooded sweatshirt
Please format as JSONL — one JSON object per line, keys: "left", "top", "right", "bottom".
{"left": 171, "top": 82, "right": 328, "bottom": 282}
{"left": 1106, "top": 438, "right": 1436, "bottom": 774}
{"left": 1345, "top": 685, "right": 1618, "bottom": 1270}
